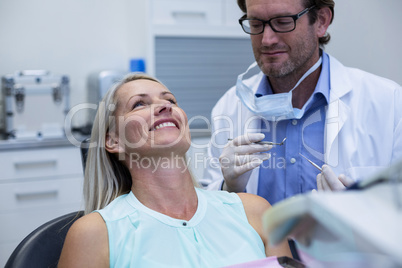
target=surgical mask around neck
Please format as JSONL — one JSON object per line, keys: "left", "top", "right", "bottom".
{"left": 236, "top": 57, "right": 322, "bottom": 121}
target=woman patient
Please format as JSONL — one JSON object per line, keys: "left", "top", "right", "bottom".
{"left": 58, "top": 73, "right": 291, "bottom": 267}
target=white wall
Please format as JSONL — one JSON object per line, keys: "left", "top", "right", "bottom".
{"left": 326, "top": 0, "right": 402, "bottom": 85}
{"left": 0, "top": 0, "right": 149, "bottom": 127}
{"left": 0, "top": 0, "right": 401, "bottom": 127}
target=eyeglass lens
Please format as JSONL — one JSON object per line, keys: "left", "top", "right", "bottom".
{"left": 242, "top": 17, "right": 295, "bottom": 34}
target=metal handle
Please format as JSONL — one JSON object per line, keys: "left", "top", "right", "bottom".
{"left": 14, "top": 159, "right": 57, "bottom": 170}
{"left": 172, "top": 11, "right": 206, "bottom": 20}
{"left": 15, "top": 189, "right": 58, "bottom": 201}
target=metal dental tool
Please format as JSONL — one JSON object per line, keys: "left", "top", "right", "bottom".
{"left": 299, "top": 153, "right": 323, "bottom": 172}
{"left": 228, "top": 137, "right": 287, "bottom": 146}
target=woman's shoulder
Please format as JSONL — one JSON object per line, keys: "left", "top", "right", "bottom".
{"left": 198, "top": 189, "right": 271, "bottom": 213}
{"left": 97, "top": 192, "right": 137, "bottom": 222}
{"left": 58, "top": 212, "right": 108, "bottom": 267}
{"left": 236, "top": 193, "right": 271, "bottom": 248}
{"left": 236, "top": 193, "right": 271, "bottom": 220}
{"left": 237, "top": 193, "right": 270, "bottom": 208}
{"left": 197, "top": 188, "right": 242, "bottom": 205}
{"left": 67, "top": 212, "right": 107, "bottom": 244}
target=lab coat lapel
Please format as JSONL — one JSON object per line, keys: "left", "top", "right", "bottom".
{"left": 241, "top": 71, "right": 263, "bottom": 194}
{"left": 243, "top": 107, "right": 261, "bottom": 134}
{"left": 324, "top": 55, "right": 353, "bottom": 166}
{"left": 242, "top": 104, "right": 261, "bottom": 194}
{"left": 241, "top": 71, "right": 264, "bottom": 135}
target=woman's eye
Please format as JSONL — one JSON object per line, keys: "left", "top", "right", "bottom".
{"left": 132, "top": 98, "right": 176, "bottom": 110}
{"left": 132, "top": 101, "right": 145, "bottom": 109}
{"left": 168, "top": 98, "right": 177, "bottom": 105}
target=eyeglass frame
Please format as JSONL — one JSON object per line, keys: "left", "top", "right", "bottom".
{"left": 238, "top": 5, "right": 316, "bottom": 35}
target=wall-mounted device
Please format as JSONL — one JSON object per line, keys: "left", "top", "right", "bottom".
{"left": 0, "top": 70, "right": 70, "bottom": 140}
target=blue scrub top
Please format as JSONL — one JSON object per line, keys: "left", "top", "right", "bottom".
{"left": 256, "top": 52, "right": 330, "bottom": 205}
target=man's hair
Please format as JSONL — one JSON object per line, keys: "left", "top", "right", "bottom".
{"left": 237, "top": 0, "right": 335, "bottom": 46}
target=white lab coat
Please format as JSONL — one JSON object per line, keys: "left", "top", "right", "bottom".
{"left": 203, "top": 54, "right": 402, "bottom": 194}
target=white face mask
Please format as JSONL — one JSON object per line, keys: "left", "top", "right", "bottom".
{"left": 236, "top": 57, "right": 322, "bottom": 121}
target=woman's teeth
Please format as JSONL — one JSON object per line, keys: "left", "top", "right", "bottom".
{"left": 154, "top": 122, "right": 176, "bottom": 130}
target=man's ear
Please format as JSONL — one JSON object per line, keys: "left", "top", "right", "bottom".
{"left": 105, "top": 132, "right": 123, "bottom": 154}
{"left": 316, "top": 7, "right": 332, "bottom": 38}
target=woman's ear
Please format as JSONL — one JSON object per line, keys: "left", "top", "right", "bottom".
{"left": 105, "top": 132, "right": 123, "bottom": 154}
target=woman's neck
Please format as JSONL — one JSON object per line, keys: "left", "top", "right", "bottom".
{"left": 129, "top": 154, "right": 198, "bottom": 221}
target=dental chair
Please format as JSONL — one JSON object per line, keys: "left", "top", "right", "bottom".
{"left": 5, "top": 210, "right": 84, "bottom": 268}
{"left": 80, "top": 137, "right": 90, "bottom": 173}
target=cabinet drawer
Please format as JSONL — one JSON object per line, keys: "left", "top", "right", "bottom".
{"left": 0, "top": 176, "right": 83, "bottom": 211}
{"left": 152, "top": 0, "right": 223, "bottom": 26}
{"left": 0, "top": 146, "right": 82, "bottom": 181}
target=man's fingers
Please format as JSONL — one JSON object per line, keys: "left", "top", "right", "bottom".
{"left": 317, "top": 166, "right": 354, "bottom": 192}
{"left": 232, "top": 133, "right": 265, "bottom": 146}
{"left": 320, "top": 173, "right": 332, "bottom": 191}
{"left": 339, "top": 174, "right": 354, "bottom": 187}
{"left": 235, "top": 153, "right": 271, "bottom": 166}
{"left": 234, "top": 144, "right": 272, "bottom": 156}
{"left": 321, "top": 165, "right": 346, "bottom": 190}
{"left": 317, "top": 173, "right": 323, "bottom": 190}
{"left": 234, "top": 159, "right": 265, "bottom": 176}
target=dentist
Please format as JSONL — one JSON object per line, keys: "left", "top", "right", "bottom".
{"left": 204, "top": 0, "right": 402, "bottom": 204}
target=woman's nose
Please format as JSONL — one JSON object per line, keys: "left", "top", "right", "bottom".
{"left": 154, "top": 102, "right": 172, "bottom": 115}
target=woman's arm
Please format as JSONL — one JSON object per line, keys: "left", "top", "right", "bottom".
{"left": 237, "top": 193, "right": 292, "bottom": 258}
{"left": 58, "top": 212, "right": 109, "bottom": 268}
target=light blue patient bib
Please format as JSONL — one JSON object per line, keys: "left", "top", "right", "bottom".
{"left": 96, "top": 188, "right": 265, "bottom": 268}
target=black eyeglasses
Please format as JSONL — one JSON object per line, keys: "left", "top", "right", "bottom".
{"left": 239, "top": 5, "right": 316, "bottom": 35}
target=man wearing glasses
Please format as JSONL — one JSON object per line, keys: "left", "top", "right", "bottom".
{"left": 204, "top": 0, "right": 402, "bottom": 204}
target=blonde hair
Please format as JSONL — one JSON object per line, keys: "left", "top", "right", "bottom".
{"left": 83, "top": 73, "right": 198, "bottom": 214}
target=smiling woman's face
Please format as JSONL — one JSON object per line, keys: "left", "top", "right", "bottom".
{"left": 109, "top": 79, "right": 191, "bottom": 157}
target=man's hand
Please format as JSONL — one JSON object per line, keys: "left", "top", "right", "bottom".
{"left": 316, "top": 165, "right": 354, "bottom": 191}
{"left": 220, "top": 133, "right": 271, "bottom": 192}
